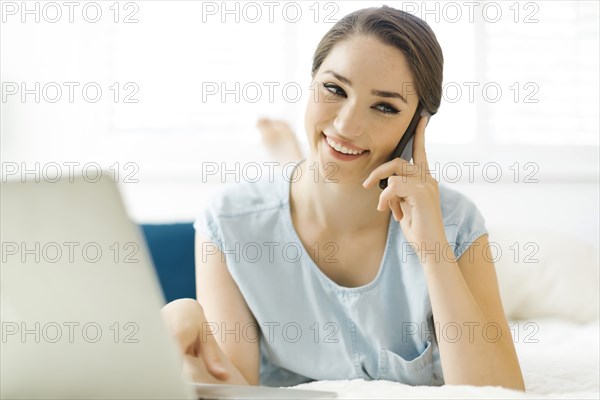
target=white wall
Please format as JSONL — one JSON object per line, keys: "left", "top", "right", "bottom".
{"left": 2, "top": 1, "right": 598, "bottom": 254}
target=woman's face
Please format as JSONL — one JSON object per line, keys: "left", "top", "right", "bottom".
{"left": 304, "top": 34, "right": 421, "bottom": 184}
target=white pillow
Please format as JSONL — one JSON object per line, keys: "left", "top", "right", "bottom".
{"left": 489, "top": 225, "right": 599, "bottom": 323}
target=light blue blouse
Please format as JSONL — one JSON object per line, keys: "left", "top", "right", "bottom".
{"left": 194, "top": 161, "right": 488, "bottom": 387}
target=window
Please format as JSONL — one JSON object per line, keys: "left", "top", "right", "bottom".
{"left": 111, "top": 1, "right": 599, "bottom": 180}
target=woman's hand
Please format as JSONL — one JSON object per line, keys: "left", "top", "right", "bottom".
{"left": 362, "top": 116, "right": 446, "bottom": 248}
{"left": 161, "top": 299, "right": 231, "bottom": 383}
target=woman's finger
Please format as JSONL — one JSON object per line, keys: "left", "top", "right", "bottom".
{"left": 411, "top": 115, "right": 430, "bottom": 174}
{"left": 199, "top": 329, "right": 230, "bottom": 381}
{"left": 182, "top": 354, "right": 226, "bottom": 384}
{"left": 363, "top": 157, "right": 418, "bottom": 189}
{"left": 160, "top": 301, "right": 201, "bottom": 356}
{"left": 376, "top": 175, "right": 421, "bottom": 211}
{"left": 388, "top": 199, "right": 403, "bottom": 221}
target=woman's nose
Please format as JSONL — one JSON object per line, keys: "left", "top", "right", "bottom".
{"left": 333, "top": 102, "right": 365, "bottom": 138}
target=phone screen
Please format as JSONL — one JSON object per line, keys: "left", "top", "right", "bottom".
{"left": 379, "top": 103, "right": 425, "bottom": 189}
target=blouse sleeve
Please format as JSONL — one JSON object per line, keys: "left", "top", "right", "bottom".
{"left": 454, "top": 201, "right": 488, "bottom": 260}
{"left": 193, "top": 202, "right": 225, "bottom": 254}
{"left": 440, "top": 186, "right": 489, "bottom": 260}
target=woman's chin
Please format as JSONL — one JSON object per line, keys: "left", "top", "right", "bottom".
{"left": 310, "top": 153, "right": 370, "bottom": 185}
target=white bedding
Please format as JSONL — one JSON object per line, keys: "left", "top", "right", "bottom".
{"left": 291, "top": 318, "right": 600, "bottom": 399}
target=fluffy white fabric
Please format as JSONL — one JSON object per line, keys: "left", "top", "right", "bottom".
{"left": 290, "top": 319, "right": 599, "bottom": 399}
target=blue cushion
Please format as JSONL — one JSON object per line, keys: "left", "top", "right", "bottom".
{"left": 139, "top": 222, "right": 196, "bottom": 302}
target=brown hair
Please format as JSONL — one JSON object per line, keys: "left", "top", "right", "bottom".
{"left": 311, "top": 5, "right": 444, "bottom": 115}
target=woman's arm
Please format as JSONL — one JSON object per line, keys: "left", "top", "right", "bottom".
{"left": 419, "top": 233, "right": 525, "bottom": 391}
{"left": 363, "top": 114, "right": 525, "bottom": 390}
{"left": 161, "top": 232, "right": 261, "bottom": 386}
{"left": 195, "top": 233, "right": 261, "bottom": 386}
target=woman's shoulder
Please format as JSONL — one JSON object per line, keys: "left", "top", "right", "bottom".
{"left": 203, "top": 173, "right": 289, "bottom": 219}
{"left": 438, "top": 183, "right": 485, "bottom": 226}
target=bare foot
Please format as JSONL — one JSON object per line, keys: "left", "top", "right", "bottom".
{"left": 256, "top": 118, "right": 304, "bottom": 164}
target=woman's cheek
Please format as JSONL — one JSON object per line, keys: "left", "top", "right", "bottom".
{"left": 307, "top": 96, "right": 336, "bottom": 124}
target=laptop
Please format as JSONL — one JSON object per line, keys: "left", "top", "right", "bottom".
{"left": 0, "top": 174, "right": 336, "bottom": 399}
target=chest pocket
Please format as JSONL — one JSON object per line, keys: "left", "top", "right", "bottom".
{"left": 378, "top": 340, "right": 434, "bottom": 385}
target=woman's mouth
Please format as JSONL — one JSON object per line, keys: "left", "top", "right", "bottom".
{"left": 322, "top": 133, "right": 369, "bottom": 161}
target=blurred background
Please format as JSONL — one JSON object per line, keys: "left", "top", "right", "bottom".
{"left": 1, "top": 0, "right": 599, "bottom": 250}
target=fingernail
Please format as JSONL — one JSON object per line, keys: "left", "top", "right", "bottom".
{"left": 213, "top": 363, "right": 226, "bottom": 373}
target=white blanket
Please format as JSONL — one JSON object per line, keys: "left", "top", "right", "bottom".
{"left": 292, "top": 318, "right": 599, "bottom": 399}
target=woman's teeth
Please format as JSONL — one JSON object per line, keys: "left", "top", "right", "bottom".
{"left": 325, "top": 136, "right": 365, "bottom": 155}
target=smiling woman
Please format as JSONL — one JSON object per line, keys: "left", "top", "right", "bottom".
{"left": 160, "top": 5, "right": 525, "bottom": 391}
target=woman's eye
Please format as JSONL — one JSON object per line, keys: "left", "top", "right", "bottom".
{"left": 323, "top": 83, "right": 346, "bottom": 97}
{"left": 322, "top": 83, "right": 399, "bottom": 115}
{"left": 374, "top": 103, "right": 400, "bottom": 115}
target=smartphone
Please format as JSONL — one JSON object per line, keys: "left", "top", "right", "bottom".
{"left": 379, "top": 102, "right": 426, "bottom": 190}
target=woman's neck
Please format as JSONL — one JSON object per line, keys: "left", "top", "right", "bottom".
{"left": 290, "top": 159, "right": 391, "bottom": 236}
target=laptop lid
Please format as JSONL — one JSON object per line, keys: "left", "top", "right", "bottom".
{"left": 191, "top": 383, "right": 337, "bottom": 399}
{"left": 1, "top": 174, "right": 195, "bottom": 399}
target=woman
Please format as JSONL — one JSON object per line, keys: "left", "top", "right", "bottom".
{"left": 161, "top": 5, "right": 525, "bottom": 390}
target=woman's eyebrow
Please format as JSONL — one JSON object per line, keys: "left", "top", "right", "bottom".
{"left": 372, "top": 89, "right": 408, "bottom": 104}
{"left": 323, "top": 70, "right": 408, "bottom": 104}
